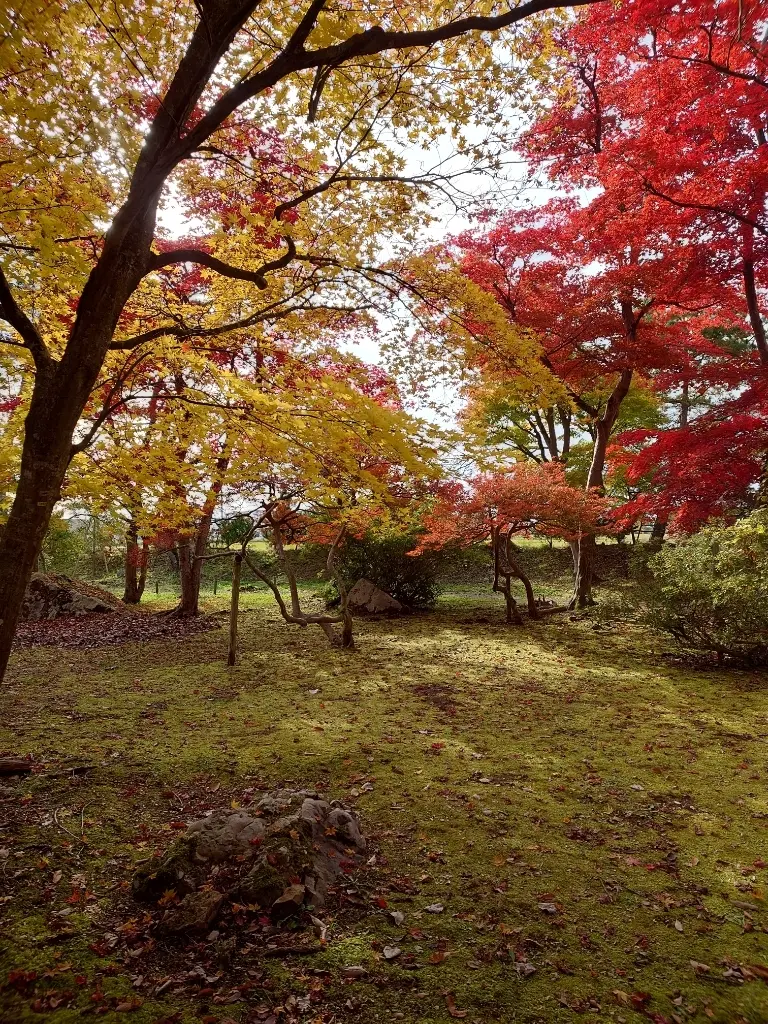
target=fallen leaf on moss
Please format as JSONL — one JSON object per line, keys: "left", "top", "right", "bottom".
{"left": 445, "top": 993, "right": 468, "bottom": 1018}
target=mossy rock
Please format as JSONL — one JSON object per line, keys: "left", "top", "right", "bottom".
{"left": 132, "top": 835, "right": 199, "bottom": 903}
{"left": 132, "top": 792, "right": 367, "bottom": 927}
{"left": 237, "top": 860, "right": 286, "bottom": 907}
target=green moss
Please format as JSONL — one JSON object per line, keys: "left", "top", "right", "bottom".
{"left": 314, "top": 934, "right": 375, "bottom": 969}
{"left": 1, "top": 595, "right": 768, "bottom": 1021}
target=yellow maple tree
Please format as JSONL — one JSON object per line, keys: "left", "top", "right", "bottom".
{"left": 0, "top": 0, "right": 596, "bottom": 675}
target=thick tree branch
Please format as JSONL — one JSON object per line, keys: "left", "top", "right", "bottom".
{"left": 148, "top": 236, "right": 297, "bottom": 288}
{"left": 173, "top": 0, "right": 602, "bottom": 163}
{"left": 743, "top": 236, "right": 768, "bottom": 365}
{"left": 284, "top": 0, "right": 328, "bottom": 54}
{"left": 0, "top": 264, "right": 51, "bottom": 368}
{"left": 541, "top": 353, "right": 598, "bottom": 417}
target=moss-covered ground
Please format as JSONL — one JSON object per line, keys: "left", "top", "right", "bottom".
{"left": 1, "top": 588, "right": 767, "bottom": 1023}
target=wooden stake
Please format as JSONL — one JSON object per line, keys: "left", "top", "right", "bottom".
{"left": 228, "top": 554, "right": 242, "bottom": 666}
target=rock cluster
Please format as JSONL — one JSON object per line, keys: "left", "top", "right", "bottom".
{"left": 132, "top": 790, "right": 366, "bottom": 934}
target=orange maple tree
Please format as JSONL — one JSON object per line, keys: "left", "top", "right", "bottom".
{"left": 416, "top": 463, "right": 612, "bottom": 622}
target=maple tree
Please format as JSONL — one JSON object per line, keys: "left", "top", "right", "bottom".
{"left": 520, "top": 0, "right": 768, "bottom": 532}
{"left": 435, "top": 193, "right": 722, "bottom": 602}
{"left": 394, "top": 0, "right": 766, "bottom": 591}
{"left": 0, "top": 0, "right": 605, "bottom": 679}
{"left": 71, "top": 332, "right": 433, "bottom": 620}
{"left": 416, "top": 462, "right": 611, "bottom": 620}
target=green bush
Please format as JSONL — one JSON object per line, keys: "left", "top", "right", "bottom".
{"left": 40, "top": 516, "right": 88, "bottom": 574}
{"left": 333, "top": 533, "right": 443, "bottom": 609}
{"left": 647, "top": 510, "right": 768, "bottom": 665}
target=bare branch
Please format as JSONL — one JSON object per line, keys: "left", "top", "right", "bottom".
{"left": 108, "top": 295, "right": 367, "bottom": 351}
{"left": 642, "top": 178, "right": 768, "bottom": 236}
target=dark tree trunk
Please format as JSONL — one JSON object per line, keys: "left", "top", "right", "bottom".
{"left": 490, "top": 526, "right": 524, "bottom": 625}
{"left": 176, "top": 539, "right": 204, "bottom": 617}
{"left": 743, "top": 224, "right": 768, "bottom": 366}
{"left": 123, "top": 522, "right": 149, "bottom": 604}
{"left": 504, "top": 533, "right": 539, "bottom": 619}
{"left": 649, "top": 518, "right": 667, "bottom": 548}
{"left": 501, "top": 585, "right": 523, "bottom": 624}
{"left": 569, "top": 365, "right": 633, "bottom": 609}
{"left": 0, "top": 365, "right": 87, "bottom": 678}
{"left": 172, "top": 458, "right": 228, "bottom": 617}
{"left": 518, "top": 571, "right": 538, "bottom": 618}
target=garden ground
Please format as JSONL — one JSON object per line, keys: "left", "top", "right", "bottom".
{"left": 1, "top": 585, "right": 767, "bottom": 1024}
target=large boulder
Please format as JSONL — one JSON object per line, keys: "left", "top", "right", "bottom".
{"left": 21, "top": 574, "right": 124, "bottom": 620}
{"left": 132, "top": 790, "right": 367, "bottom": 934}
{"left": 347, "top": 578, "right": 404, "bottom": 616}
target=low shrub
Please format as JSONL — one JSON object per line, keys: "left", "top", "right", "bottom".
{"left": 331, "top": 533, "right": 443, "bottom": 609}
{"left": 647, "top": 511, "right": 768, "bottom": 665}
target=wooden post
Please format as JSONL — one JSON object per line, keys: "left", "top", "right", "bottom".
{"left": 228, "top": 554, "right": 242, "bottom": 666}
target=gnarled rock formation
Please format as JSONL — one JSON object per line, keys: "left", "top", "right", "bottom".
{"left": 21, "top": 574, "right": 124, "bottom": 620}
{"left": 132, "top": 789, "right": 367, "bottom": 934}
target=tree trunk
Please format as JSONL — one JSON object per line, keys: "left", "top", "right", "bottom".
{"left": 571, "top": 534, "right": 597, "bottom": 608}
{"left": 742, "top": 223, "right": 768, "bottom": 366}
{"left": 173, "top": 515, "right": 213, "bottom": 616}
{"left": 124, "top": 526, "right": 140, "bottom": 604}
{"left": 123, "top": 521, "right": 149, "bottom": 603}
{"left": 172, "top": 455, "right": 229, "bottom": 617}
{"left": 176, "top": 538, "right": 203, "bottom": 616}
{"left": 569, "top": 365, "right": 633, "bottom": 608}
{"left": 137, "top": 543, "right": 149, "bottom": 599}
{"left": 502, "top": 584, "right": 523, "bottom": 624}
{"left": 0, "top": 366, "right": 79, "bottom": 679}
{"left": 228, "top": 554, "right": 242, "bottom": 666}
{"left": 504, "top": 532, "right": 538, "bottom": 619}
{"left": 491, "top": 526, "right": 523, "bottom": 624}
{"left": 0, "top": 463, "right": 62, "bottom": 668}
{"left": 518, "top": 571, "right": 538, "bottom": 619}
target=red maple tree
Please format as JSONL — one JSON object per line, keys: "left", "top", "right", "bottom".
{"left": 416, "top": 463, "right": 612, "bottom": 621}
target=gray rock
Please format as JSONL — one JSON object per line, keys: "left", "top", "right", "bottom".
{"left": 347, "top": 579, "right": 403, "bottom": 616}
{"left": 21, "top": 574, "right": 124, "bottom": 621}
{"left": 272, "top": 883, "right": 306, "bottom": 919}
{"left": 187, "top": 810, "right": 266, "bottom": 862}
{"left": 163, "top": 890, "right": 224, "bottom": 933}
{"left": 325, "top": 806, "right": 367, "bottom": 852}
{"left": 133, "top": 789, "right": 367, "bottom": 923}
{"left": 256, "top": 793, "right": 294, "bottom": 815}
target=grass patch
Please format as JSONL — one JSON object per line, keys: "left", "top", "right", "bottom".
{"left": 1, "top": 593, "right": 767, "bottom": 1022}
